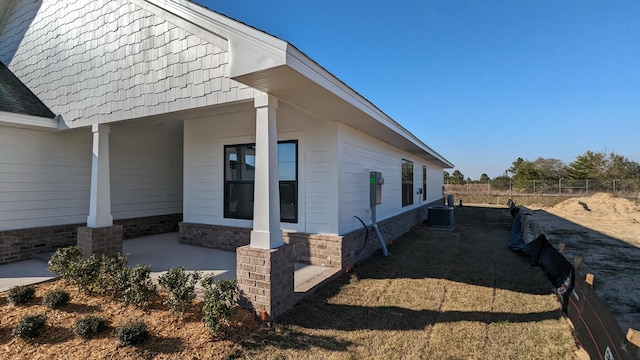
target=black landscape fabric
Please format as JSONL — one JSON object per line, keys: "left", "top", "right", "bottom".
{"left": 508, "top": 208, "right": 574, "bottom": 311}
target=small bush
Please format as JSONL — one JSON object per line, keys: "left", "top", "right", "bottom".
{"left": 12, "top": 314, "right": 46, "bottom": 339}
{"left": 116, "top": 321, "right": 148, "bottom": 346}
{"left": 7, "top": 285, "right": 35, "bottom": 305}
{"left": 94, "top": 253, "right": 129, "bottom": 296}
{"left": 74, "top": 315, "right": 108, "bottom": 339}
{"left": 42, "top": 289, "right": 70, "bottom": 309}
{"left": 48, "top": 246, "right": 83, "bottom": 280}
{"left": 158, "top": 267, "right": 201, "bottom": 314}
{"left": 72, "top": 254, "right": 102, "bottom": 294}
{"left": 121, "top": 264, "right": 156, "bottom": 306}
{"left": 201, "top": 277, "right": 238, "bottom": 335}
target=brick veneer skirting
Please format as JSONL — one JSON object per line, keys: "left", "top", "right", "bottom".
{"left": 0, "top": 224, "right": 79, "bottom": 264}
{"left": 236, "top": 244, "right": 295, "bottom": 319}
{"left": 284, "top": 199, "right": 443, "bottom": 270}
{"left": 77, "top": 225, "right": 123, "bottom": 258}
{"left": 116, "top": 213, "right": 182, "bottom": 239}
{"left": 0, "top": 213, "right": 183, "bottom": 264}
{"left": 178, "top": 200, "right": 444, "bottom": 270}
{"left": 178, "top": 222, "right": 251, "bottom": 251}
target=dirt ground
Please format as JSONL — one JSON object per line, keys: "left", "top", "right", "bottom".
{"left": 529, "top": 193, "right": 640, "bottom": 333}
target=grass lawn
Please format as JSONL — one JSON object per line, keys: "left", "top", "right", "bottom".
{"left": 0, "top": 206, "right": 579, "bottom": 359}
{"left": 235, "top": 205, "right": 579, "bottom": 359}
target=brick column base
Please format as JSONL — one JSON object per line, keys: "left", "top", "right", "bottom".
{"left": 77, "top": 225, "right": 123, "bottom": 258}
{"left": 236, "top": 244, "right": 294, "bottom": 319}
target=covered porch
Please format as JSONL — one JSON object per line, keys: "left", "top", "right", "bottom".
{"left": 0, "top": 232, "right": 340, "bottom": 295}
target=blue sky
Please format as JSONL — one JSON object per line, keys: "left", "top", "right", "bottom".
{"left": 197, "top": 0, "right": 640, "bottom": 180}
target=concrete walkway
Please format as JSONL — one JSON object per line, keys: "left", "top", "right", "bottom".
{"left": 0, "top": 232, "right": 339, "bottom": 294}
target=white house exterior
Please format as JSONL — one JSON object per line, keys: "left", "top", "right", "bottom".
{"left": 0, "top": 0, "right": 452, "bottom": 317}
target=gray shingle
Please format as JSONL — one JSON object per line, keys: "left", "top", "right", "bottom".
{"left": 0, "top": 61, "right": 55, "bottom": 118}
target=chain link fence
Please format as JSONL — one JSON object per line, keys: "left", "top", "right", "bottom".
{"left": 445, "top": 179, "right": 640, "bottom": 198}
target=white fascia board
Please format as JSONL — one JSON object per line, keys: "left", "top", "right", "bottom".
{"left": 142, "top": 0, "right": 288, "bottom": 76}
{"left": 0, "top": 111, "right": 60, "bottom": 131}
{"left": 285, "top": 45, "right": 453, "bottom": 168}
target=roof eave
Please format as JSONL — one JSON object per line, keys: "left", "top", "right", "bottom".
{"left": 0, "top": 111, "right": 61, "bottom": 131}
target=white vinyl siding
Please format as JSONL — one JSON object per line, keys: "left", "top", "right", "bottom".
{"left": 109, "top": 123, "right": 183, "bottom": 220}
{"left": 182, "top": 102, "right": 338, "bottom": 234}
{"left": 337, "top": 124, "right": 444, "bottom": 235}
{"left": 0, "top": 126, "right": 91, "bottom": 231}
{"left": 426, "top": 163, "right": 444, "bottom": 205}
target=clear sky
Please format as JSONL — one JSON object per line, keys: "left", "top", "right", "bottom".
{"left": 196, "top": 0, "right": 640, "bottom": 180}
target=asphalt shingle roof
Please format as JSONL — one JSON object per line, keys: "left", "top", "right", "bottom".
{"left": 0, "top": 61, "right": 55, "bottom": 118}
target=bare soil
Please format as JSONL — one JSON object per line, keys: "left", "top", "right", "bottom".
{"left": 0, "top": 206, "right": 581, "bottom": 359}
{"left": 530, "top": 193, "right": 640, "bottom": 332}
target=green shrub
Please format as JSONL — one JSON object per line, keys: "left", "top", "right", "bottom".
{"left": 94, "top": 253, "right": 129, "bottom": 296}
{"left": 74, "top": 315, "right": 108, "bottom": 339}
{"left": 12, "top": 314, "right": 46, "bottom": 339}
{"left": 116, "top": 321, "right": 148, "bottom": 346}
{"left": 42, "top": 289, "right": 70, "bottom": 309}
{"left": 120, "top": 264, "right": 156, "bottom": 306}
{"left": 72, "top": 254, "right": 102, "bottom": 294}
{"left": 158, "top": 267, "right": 201, "bottom": 314}
{"left": 201, "top": 277, "right": 238, "bottom": 335}
{"left": 7, "top": 285, "right": 35, "bottom": 305}
{"left": 49, "top": 246, "right": 155, "bottom": 307}
{"left": 49, "top": 247, "right": 101, "bottom": 294}
{"left": 48, "top": 246, "right": 82, "bottom": 280}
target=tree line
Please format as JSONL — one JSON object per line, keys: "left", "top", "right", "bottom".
{"left": 444, "top": 150, "right": 640, "bottom": 187}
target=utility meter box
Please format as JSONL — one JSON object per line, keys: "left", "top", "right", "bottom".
{"left": 370, "top": 171, "right": 384, "bottom": 206}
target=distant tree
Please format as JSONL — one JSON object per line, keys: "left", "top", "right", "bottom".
{"left": 532, "top": 157, "right": 567, "bottom": 180}
{"left": 443, "top": 171, "right": 451, "bottom": 184}
{"left": 604, "top": 153, "right": 640, "bottom": 180}
{"left": 492, "top": 174, "right": 512, "bottom": 191}
{"left": 507, "top": 158, "right": 539, "bottom": 191}
{"left": 479, "top": 173, "right": 490, "bottom": 183}
{"left": 450, "top": 170, "right": 464, "bottom": 185}
{"left": 568, "top": 151, "right": 607, "bottom": 179}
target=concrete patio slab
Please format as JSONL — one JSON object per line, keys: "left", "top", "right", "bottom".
{"left": 0, "top": 232, "right": 339, "bottom": 294}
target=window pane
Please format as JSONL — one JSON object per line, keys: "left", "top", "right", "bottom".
{"left": 423, "top": 166, "right": 427, "bottom": 201}
{"left": 402, "top": 159, "right": 413, "bottom": 207}
{"left": 225, "top": 145, "right": 255, "bottom": 182}
{"left": 278, "top": 142, "right": 296, "bottom": 181}
{"left": 241, "top": 145, "right": 255, "bottom": 181}
{"left": 224, "top": 141, "right": 298, "bottom": 223}
{"left": 225, "top": 182, "right": 254, "bottom": 219}
{"left": 279, "top": 181, "right": 297, "bottom": 222}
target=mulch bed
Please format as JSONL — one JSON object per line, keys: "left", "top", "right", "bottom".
{"left": 0, "top": 280, "right": 261, "bottom": 359}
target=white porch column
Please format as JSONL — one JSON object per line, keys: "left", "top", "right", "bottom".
{"left": 250, "top": 93, "right": 283, "bottom": 249}
{"left": 87, "top": 123, "right": 113, "bottom": 228}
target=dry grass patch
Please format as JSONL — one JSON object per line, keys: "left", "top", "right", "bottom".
{"left": 233, "top": 206, "right": 580, "bottom": 359}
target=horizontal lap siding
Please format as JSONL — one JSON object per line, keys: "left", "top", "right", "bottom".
{"left": 279, "top": 105, "right": 338, "bottom": 235}
{"left": 183, "top": 103, "right": 339, "bottom": 234}
{"left": 338, "top": 124, "right": 444, "bottom": 234}
{"left": 426, "top": 163, "right": 445, "bottom": 204}
{"left": 183, "top": 107, "right": 252, "bottom": 226}
{"left": 0, "top": 0, "right": 253, "bottom": 129}
{"left": 0, "top": 127, "right": 91, "bottom": 231}
{"left": 110, "top": 124, "right": 183, "bottom": 220}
